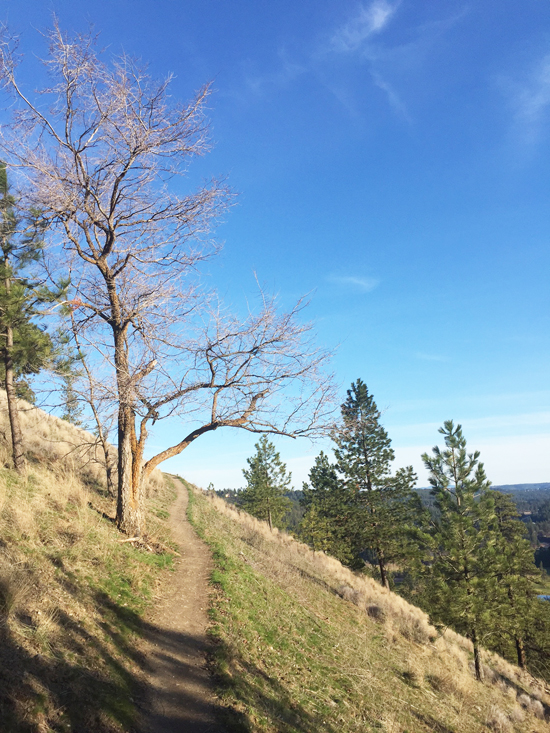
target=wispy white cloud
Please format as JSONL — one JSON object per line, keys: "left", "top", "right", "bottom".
{"left": 328, "top": 274, "right": 380, "bottom": 292}
{"left": 370, "top": 69, "right": 411, "bottom": 120}
{"left": 331, "top": 1, "right": 399, "bottom": 53}
{"left": 502, "top": 52, "right": 550, "bottom": 144}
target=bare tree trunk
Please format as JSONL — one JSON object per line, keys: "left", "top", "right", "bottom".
{"left": 267, "top": 507, "right": 273, "bottom": 532}
{"left": 3, "top": 324, "right": 24, "bottom": 473}
{"left": 113, "top": 326, "right": 143, "bottom": 535}
{"left": 116, "top": 405, "right": 142, "bottom": 534}
{"left": 98, "top": 430, "right": 116, "bottom": 498}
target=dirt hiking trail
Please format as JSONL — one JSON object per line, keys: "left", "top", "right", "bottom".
{"left": 138, "top": 478, "right": 227, "bottom": 733}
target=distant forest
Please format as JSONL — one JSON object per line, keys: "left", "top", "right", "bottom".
{"left": 216, "top": 482, "right": 550, "bottom": 570}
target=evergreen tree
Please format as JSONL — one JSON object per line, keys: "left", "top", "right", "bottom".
{"left": 488, "top": 491, "right": 540, "bottom": 668}
{"left": 334, "top": 379, "right": 418, "bottom": 587}
{"left": 0, "top": 163, "right": 53, "bottom": 471}
{"left": 422, "top": 420, "right": 500, "bottom": 681}
{"left": 241, "top": 436, "right": 292, "bottom": 530}
{"left": 300, "top": 452, "right": 363, "bottom": 568}
{"left": 60, "top": 371, "right": 84, "bottom": 426}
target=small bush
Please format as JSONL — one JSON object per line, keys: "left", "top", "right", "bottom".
{"left": 509, "top": 706, "right": 525, "bottom": 723}
{"left": 338, "top": 585, "right": 362, "bottom": 606}
{"left": 528, "top": 699, "right": 545, "bottom": 719}
{"left": 399, "top": 614, "right": 431, "bottom": 645}
{"left": 366, "top": 603, "right": 386, "bottom": 621}
{"left": 485, "top": 705, "right": 512, "bottom": 732}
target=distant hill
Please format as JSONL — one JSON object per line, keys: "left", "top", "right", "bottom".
{"left": 417, "top": 483, "right": 550, "bottom": 493}
{"left": 493, "top": 483, "right": 550, "bottom": 493}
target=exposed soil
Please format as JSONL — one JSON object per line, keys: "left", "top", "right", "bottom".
{"left": 138, "top": 479, "right": 226, "bottom": 733}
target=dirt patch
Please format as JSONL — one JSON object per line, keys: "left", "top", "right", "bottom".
{"left": 138, "top": 479, "right": 226, "bottom": 733}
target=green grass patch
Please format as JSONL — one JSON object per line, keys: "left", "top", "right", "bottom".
{"left": 187, "top": 486, "right": 550, "bottom": 733}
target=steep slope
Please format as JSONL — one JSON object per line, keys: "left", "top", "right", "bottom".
{"left": 188, "top": 485, "right": 550, "bottom": 733}
{"left": 0, "top": 394, "right": 173, "bottom": 732}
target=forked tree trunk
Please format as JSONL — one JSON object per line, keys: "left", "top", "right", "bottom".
{"left": 3, "top": 325, "right": 24, "bottom": 473}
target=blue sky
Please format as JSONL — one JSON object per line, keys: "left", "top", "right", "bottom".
{"left": 2, "top": 0, "right": 549, "bottom": 488}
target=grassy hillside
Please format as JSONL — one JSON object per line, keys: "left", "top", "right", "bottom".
{"left": 0, "top": 394, "right": 175, "bottom": 732}
{"left": 188, "top": 485, "right": 550, "bottom": 733}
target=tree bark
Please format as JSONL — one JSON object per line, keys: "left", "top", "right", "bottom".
{"left": 377, "top": 546, "right": 389, "bottom": 589}
{"left": 471, "top": 627, "right": 483, "bottom": 681}
{"left": 116, "top": 404, "right": 142, "bottom": 534}
{"left": 113, "top": 327, "right": 143, "bottom": 535}
{"left": 515, "top": 636, "right": 526, "bottom": 669}
{"left": 3, "top": 324, "right": 24, "bottom": 473}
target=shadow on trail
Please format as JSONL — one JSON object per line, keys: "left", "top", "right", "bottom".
{"left": 0, "top": 576, "right": 228, "bottom": 732}
{"left": 136, "top": 619, "right": 227, "bottom": 733}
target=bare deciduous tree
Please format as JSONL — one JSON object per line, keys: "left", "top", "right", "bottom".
{"left": 0, "top": 23, "right": 335, "bottom": 535}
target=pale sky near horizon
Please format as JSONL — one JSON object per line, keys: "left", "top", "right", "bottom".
{"left": 1, "top": 0, "right": 549, "bottom": 488}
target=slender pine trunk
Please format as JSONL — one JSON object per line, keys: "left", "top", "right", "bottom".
{"left": 515, "top": 636, "right": 526, "bottom": 669}
{"left": 2, "top": 249, "right": 25, "bottom": 479}
{"left": 377, "top": 547, "right": 389, "bottom": 589}
{"left": 471, "top": 627, "right": 483, "bottom": 681}
{"left": 3, "top": 326, "right": 24, "bottom": 473}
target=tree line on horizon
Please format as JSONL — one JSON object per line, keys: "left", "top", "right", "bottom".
{"left": 233, "top": 379, "right": 550, "bottom": 684}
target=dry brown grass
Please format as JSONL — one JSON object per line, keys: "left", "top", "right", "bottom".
{"left": 190, "top": 486, "right": 550, "bottom": 733}
{"left": 0, "top": 391, "right": 163, "bottom": 495}
{"left": 0, "top": 392, "right": 173, "bottom": 732}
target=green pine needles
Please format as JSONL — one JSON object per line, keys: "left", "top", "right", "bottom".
{"left": 241, "top": 435, "right": 292, "bottom": 531}
{"left": 301, "top": 379, "right": 422, "bottom": 584}
{"left": 0, "top": 163, "right": 54, "bottom": 471}
{"left": 421, "top": 420, "right": 543, "bottom": 681}
{"left": 421, "top": 420, "right": 499, "bottom": 680}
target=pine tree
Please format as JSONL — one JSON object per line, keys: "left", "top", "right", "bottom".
{"left": 241, "top": 436, "right": 292, "bottom": 530}
{"left": 334, "top": 379, "right": 418, "bottom": 587}
{"left": 300, "top": 452, "right": 363, "bottom": 567}
{"left": 0, "top": 163, "right": 53, "bottom": 471}
{"left": 489, "top": 491, "right": 540, "bottom": 668}
{"left": 422, "top": 420, "right": 500, "bottom": 681}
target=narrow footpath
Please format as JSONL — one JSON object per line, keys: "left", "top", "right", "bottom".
{"left": 138, "top": 479, "right": 226, "bottom": 733}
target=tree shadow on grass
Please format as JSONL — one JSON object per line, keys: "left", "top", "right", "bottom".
{"left": 0, "top": 615, "right": 137, "bottom": 732}
{"left": 208, "top": 636, "right": 341, "bottom": 733}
